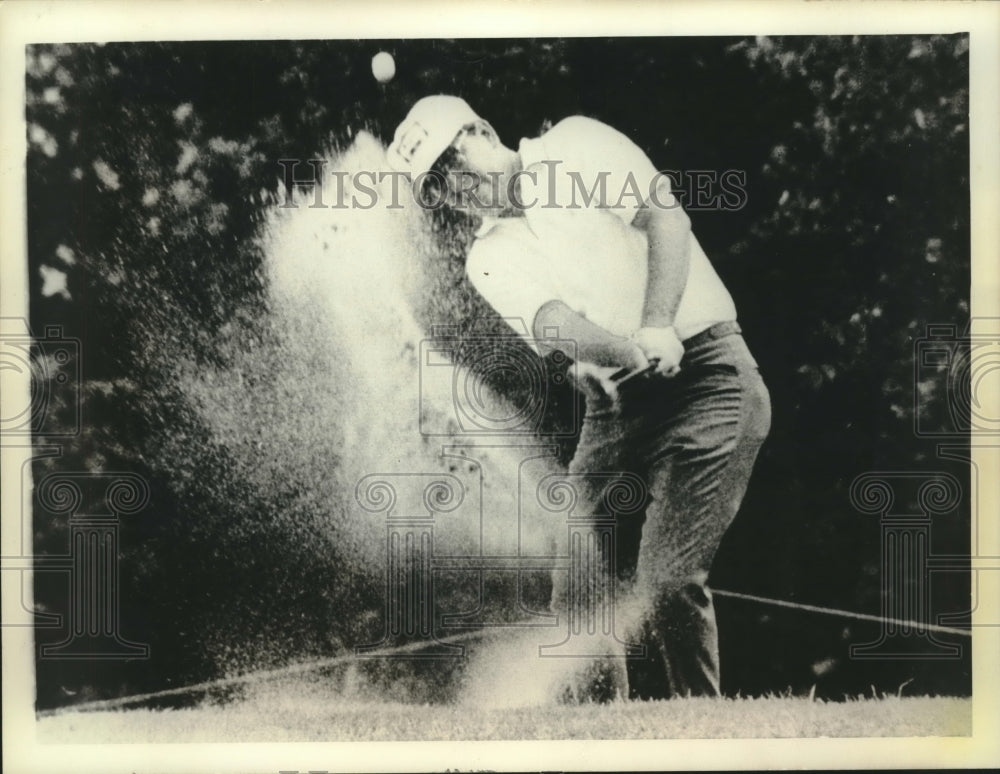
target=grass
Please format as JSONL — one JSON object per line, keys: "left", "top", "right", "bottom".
{"left": 37, "top": 679, "right": 971, "bottom": 742}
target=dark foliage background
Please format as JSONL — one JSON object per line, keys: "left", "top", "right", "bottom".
{"left": 25, "top": 36, "right": 970, "bottom": 709}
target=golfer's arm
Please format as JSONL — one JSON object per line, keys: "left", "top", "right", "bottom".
{"left": 532, "top": 299, "right": 641, "bottom": 368}
{"left": 634, "top": 179, "right": 691, "bottom": 328}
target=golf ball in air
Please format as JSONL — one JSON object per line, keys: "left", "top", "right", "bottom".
{"left": 372, "top": 52, "right": 395, "bottom": 83}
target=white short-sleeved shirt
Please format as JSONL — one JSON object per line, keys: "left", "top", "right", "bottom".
{"left": 466, "top": 116, "right": 737, "bottom": 354}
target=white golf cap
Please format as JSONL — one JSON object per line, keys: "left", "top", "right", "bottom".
{"left": 387, "top": 95, "right": 482, "bottom": 175}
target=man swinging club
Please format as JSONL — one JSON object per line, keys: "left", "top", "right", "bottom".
{"left": 388, "top": 95, "right": 771, "bottom": 701}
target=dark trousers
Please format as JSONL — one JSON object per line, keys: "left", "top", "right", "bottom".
{"left": 555, "top": 325, "right": 771, "bottom": 699}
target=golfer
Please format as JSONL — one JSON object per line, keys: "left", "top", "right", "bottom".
{"left": 388, "top": 95, "right": 771, "bottom": 701}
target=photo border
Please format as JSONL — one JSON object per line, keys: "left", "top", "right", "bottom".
{"left": 2, "top": 1, "right": 998, "bottom": 771}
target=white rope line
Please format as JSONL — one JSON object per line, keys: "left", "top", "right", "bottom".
{"left": 711, "top": 588, "right": 972, "bottom": 637}
{"left": 35, "top": 627, "right": 495, "bottom": 717}
{"left": 37, "top": 588, "right": 971, "bottom": 717}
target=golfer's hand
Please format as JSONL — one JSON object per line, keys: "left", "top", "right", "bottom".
{"left": 577, "top": 341, "right": 648, "bottom": 401}
{"left": 582, "top": 337, "right": 649, "bottom": 372}
{"left": 610, "top": 340, "right": 651, "bottom": 372}
{"left": 632, "top": 326, "right": 684, "bottom": 376}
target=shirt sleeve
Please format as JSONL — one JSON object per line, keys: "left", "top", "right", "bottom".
{"left": 541, "top": 116, "right": 663, "bottom": 226}
{"left": 466, "top": 231, "right": 559, "bottom": 353}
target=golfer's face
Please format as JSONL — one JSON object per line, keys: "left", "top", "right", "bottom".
{"left": 454, "top": 122, "right": 513, "bottom": 210}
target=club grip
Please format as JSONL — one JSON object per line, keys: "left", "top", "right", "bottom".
{"left": 610, "top": 357, "right": 661, "bottom": 384}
